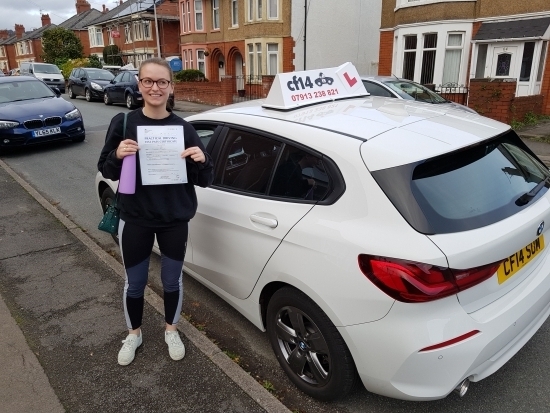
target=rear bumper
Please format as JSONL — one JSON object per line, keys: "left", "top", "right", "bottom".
{"left": 339, "top": 251, "right": 550, "bottom": 400}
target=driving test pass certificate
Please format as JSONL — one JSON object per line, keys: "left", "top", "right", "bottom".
{"left": 136, "top": 125, "right": 187, "bottom": 185}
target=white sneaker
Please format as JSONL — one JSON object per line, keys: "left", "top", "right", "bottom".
{"left": 117, "top": 332, "right": 142, "bottom": 366}
{"left": 165, "top": 330, "right": 185, "bottom": 360}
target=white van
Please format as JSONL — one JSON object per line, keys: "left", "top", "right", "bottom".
{"left": 20, "top": 62, "right": 65, "bottom": 93}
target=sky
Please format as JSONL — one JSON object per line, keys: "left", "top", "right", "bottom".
{"left": 0, "top": 0, "right": 123, "bottom": 32}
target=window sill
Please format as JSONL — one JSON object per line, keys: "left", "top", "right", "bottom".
{"left": 395, "top": 0, "right": 475, "bottom": 11}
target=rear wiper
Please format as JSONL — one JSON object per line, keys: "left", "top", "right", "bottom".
{"left": 515, "top": 177, "right": 550, "bottom": 206}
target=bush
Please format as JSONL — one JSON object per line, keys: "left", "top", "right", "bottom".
{"left": 103, "top": 45, "right": 123, "bottom": 66}
{"left": 59, "top": 57, "right": 91, "bottom": 80}
{"left": 88, "top": 55, "right": 102, "bottom": 69}
{"left": 174, "top": 69, "right": 207, "bottom": 82}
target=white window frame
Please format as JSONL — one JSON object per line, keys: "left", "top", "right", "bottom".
{"left": 267, "top": 43, "right": 279, "bottom": 75}
{"left": 420, "top": 32, "right": 437, "bottom": 85}
{"left": 247, "top": 0, "right": 253, "bottom": 22}
{"left": 197, "top": 49, "right": 206, "bottom": 73}
{"left": 267, "top": 0, "right": 278, "bottom": 20}
{"left": 256, "top": 43, "right": 262, "bottom": 76}
{"left": 195, "top": 0, "right": 203, "bottom": 31}
{"left": 124, "top": 24, "right": 132, "bottom": 43}
{"left": 394, "top": 23, "right": 472, "bottom": 86}
{"left": 89, "top": 27, "right": 104, "bottom": 47}
{"left": 248, "top": 43, "right": 255, "bottom": 76}
{"left": 133, "top": 21, "right": 143, "bottom": 41}
{"left": 256, "top": 0, "right": 262, "bottom": 20}
{"left": 441, "top": 32, "right": 464, "bottom": 86}
{"left": 143, "top": 21, "right": 152, "bottom": 39}
{"left": 231, "top": 0, "right": 238, "bottom": 27}
{"left": 181, "top": 1, "right": 187, "bottom": 33}
{"left": 0, "top": 47, "right": 5, "bottom": 58}
{"left": 183, "top": 50, "right": 188, "bottom": 69}
{"left": 212, "top": 0, "right": 220, "bottom": 30}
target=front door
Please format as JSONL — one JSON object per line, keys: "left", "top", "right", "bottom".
{"left": 491, "top": 45, "right": 518, "bottom": 79}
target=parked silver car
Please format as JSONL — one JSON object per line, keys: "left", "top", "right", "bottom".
{"left": 361, "top": 76, "right": 477, "bottom": 113}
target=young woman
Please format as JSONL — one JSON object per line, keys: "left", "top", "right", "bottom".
{"left": 98, "top": 58, "right": 213, "bottom": 366}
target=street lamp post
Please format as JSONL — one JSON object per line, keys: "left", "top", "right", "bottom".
{"left": 153, "top": 0, "right": 161, "bottom": 58}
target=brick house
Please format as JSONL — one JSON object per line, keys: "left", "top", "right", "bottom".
{"left": 58, "top": 1, "right": 104, "bottom": 58}
{"left": 378, "top": 0, "right": 550, "bottom": 118}
{"left": 85, "top": 0, "right": 180, "bottom": 67}
{"left": 0, "top": 16, "right": 56, "bottom": 71}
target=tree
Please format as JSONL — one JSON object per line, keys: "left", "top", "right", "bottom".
{"left": 42, "top": 27, "right": 83, "bottom": 63}
{"left": 103, "top": 45, "right": 123, "bottom": 66}
{"left": 88, "top": 55, "right": 102, "bottom": 68}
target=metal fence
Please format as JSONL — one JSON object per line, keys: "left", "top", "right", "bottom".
{"left": 233, "top": 75, "right": 265, "bottom": 102}
{"left": 435, "top": 83, "right": 469, "bottom": 105}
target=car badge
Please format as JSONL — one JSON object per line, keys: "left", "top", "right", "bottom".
{"left": 537, "top": 221, "right": 544, "bottom": 236}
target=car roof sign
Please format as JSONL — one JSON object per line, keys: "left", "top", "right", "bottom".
{"left": 262, "top": 62, "right": 368, "bottom": 111}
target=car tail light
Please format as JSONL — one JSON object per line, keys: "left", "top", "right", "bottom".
{"left": 358, "top": 255, "right": 502, "bottom": 303}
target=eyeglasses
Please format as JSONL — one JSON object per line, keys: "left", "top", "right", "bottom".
{"left": 139, "top": 78, "right": 171, "bottom": 89}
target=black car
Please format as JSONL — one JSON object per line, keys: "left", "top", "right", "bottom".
{"left": 0, "top": 76, "right": 85, "bottom": 151}
{"left": 103, "top": 69, "right": 142, "bottom": 109}
{"left": 67, "top": 68, "right": 114, "bottom": 102}
{"left": 103, "top": 69, "right": 175, "bottom": 110}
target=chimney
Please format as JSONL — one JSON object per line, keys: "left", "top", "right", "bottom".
{"left": 75, "top": 0, "right": 91, "bottom": 14}
{"left": 15, "top": 24, "right": 25, "bottom": 39}
{"left": 41, "top": 14, "right": 51, "bottom": 27}
{"left": 120, "top": 0, "right": 123, "bottom": 5}
{"left": 0, "top": 30, "right": 8, "bottom": 40}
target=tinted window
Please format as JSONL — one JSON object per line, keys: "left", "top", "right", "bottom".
{"left": 121, "top": 72, "right": 131, "bottom": 82}
{"left": 371, "top": 130, "right": 550, "bottom": 234}
{"left": 362, "top": 81, "right": 394, "bottom": 98}
{"left": 215, "top": 129, "right": 281, "bottom": 195}
{"left": 269, "top": 145, "right": 329, "bottom": 201}
{"left": 112, "top": 73, "right": 124, "bottom": 82}
{"left": 85, "top": 69, "right": 114, "bottom": 80}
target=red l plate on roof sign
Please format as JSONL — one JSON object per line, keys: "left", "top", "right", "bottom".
{"left": 263, "top": 62, "right": 368, "bottom": 111}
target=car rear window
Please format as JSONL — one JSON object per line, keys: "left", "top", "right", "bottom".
{"left": 371, "top": 130, "right": 550, "bottom": 234}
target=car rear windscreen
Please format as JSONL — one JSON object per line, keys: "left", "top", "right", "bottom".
{"left": 371, "top": 130, "right": 550, "bottom": 234}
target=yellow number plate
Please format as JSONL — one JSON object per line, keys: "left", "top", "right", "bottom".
{"left": 497, "top": 235, "right": 544, "bottom": 284}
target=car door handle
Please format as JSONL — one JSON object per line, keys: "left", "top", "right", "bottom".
{"left": 250, "top": 214, "right": 278, "bottom": 228}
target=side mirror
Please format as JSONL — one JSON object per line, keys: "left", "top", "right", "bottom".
{"left": 80, "top": 77, "right": 87, "bottom": 82}
{"left": 29, "top": 69, "right": 33, "bottom": 74}
{"left": 51, "top": 87, "right": 61, "bottom": 96}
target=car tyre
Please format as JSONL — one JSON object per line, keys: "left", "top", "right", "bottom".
{"left": 126, "top": 93, "right": 136, "bottom": 109}
{"left": 85, "top": 89, "right": 92, "bottom": 102}
{"left": 68, "top": 86, "right": 76, "bottom": 99}
{"left": 100, "top": 187, "right": 119, "bottom": 244}
{"left": 104, "top": 91, "right": 112, "bottom": 105}
{"left": 266, "top": 287, "right": 358, "bottom": 401}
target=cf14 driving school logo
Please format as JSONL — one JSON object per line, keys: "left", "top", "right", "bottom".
{"left": 286, "top": 71, "right": 358, "bottom": 91}
{"left": 262, "top": 62, "right": 366, "bottom": 110}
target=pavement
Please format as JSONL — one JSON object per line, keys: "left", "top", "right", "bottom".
{"left": 0, "top": 99, "right": 290, "bottom": 413}
{"left": 1, "top": 100, "right": 549, "bottom": 412}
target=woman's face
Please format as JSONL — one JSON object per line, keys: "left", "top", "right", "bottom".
{"left": 138, "top": 63, "right": 174, "bottom": 109}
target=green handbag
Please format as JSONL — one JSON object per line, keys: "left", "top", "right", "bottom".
{"left": 97, "top": 198, "right": 120, "bottom": 234}
{"left": 98, "top": 113, "right": 127, "bottom": 235}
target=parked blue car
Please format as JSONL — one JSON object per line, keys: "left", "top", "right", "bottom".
{"left": 103, "top": 69, "right": 142, "bottom": 109}
{"left": 0, "top": 76, "right": 85, "bottom": 151}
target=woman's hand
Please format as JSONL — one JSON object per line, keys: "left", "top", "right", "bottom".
{"left": 116, "top": 139, "right": 139, "bottom": 160}
{"left": 182, "top": 146, "right": 205, "bottom": 163}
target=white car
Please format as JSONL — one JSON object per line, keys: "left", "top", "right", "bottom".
{"left": 96, "top": 64, "right": 550, "bottom": 401}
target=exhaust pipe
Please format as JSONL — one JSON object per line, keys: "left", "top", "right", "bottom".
{"left": 453, "top": 378, "right": 470, "bottom": 397}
